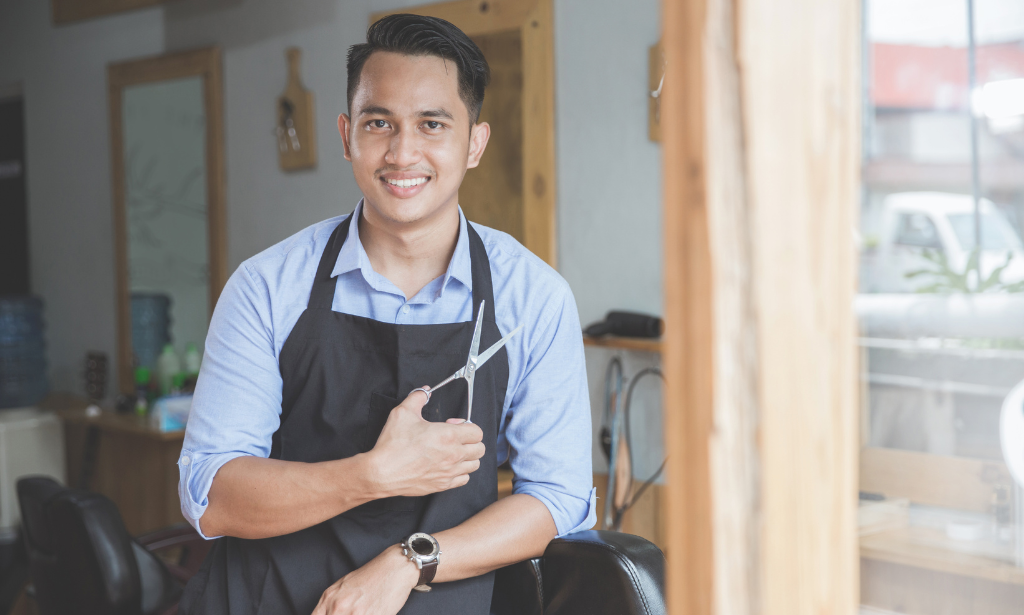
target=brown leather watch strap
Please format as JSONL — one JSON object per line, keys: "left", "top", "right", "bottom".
{"left": 414, "top": 560, "right": 437, "bottom": 592}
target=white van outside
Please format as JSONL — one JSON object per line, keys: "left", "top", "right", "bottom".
{"left": 863, "top": 191, "right": 1024, "bottom": 293}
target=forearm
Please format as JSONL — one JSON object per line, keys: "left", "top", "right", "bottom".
{"left": 200, "top": 454, "right": 381, "bottom": 539}
{"left": 433, "top": 494, "right": 557, "bottom": 582}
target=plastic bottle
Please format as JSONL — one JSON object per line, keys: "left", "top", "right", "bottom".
{"left": 183, "top": 342, "right": 202, "bottom": 375}
{"left": 155, "top": 344, "right": 181, "bottom": 396}
{"left": 134, "top": 366, "right": 151, "bottom": 415}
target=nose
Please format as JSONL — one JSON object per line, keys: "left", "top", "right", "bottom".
{"left": 384, "top": 128, "right": 422, "bottom": 168}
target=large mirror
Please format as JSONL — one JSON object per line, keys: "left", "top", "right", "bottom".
{"left": 108, "top": 48, "right": 226, "bottom": 396}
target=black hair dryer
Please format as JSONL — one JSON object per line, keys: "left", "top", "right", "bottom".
{"left": 584, "top": 311, "right": 663, "bottom": 339}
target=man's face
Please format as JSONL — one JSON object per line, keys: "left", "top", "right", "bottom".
{"left": 340, "top": 51, "right": 490, "bottom": 228}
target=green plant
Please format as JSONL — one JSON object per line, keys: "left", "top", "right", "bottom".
{"left": 905, "top": 249, "right": 1024, "bottom": 293}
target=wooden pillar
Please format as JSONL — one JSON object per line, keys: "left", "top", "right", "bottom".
{"left": 661, "top": 0, "right": 861, "bottom": 612}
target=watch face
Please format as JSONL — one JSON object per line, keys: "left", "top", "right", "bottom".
{"left": 407, "top": 532, "right": 439, "bottom": 560}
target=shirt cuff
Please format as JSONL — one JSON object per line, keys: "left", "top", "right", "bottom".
{"left": 177, "top": 448, "right": 248, "bottom": 540}
{"left": 514, "top": 484, "right": 597, "bottom": 538}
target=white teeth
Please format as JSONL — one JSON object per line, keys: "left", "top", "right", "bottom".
{"left": 386, "top": 177, "right": 427, "bottom": 188}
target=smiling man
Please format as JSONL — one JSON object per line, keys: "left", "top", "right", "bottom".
{"left": 176, "top": 14, "right": 594, "bottom": 615}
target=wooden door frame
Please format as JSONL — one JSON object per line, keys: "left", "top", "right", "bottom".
{"left": 108, "top": 47, "right": 227, "bottom": 395}
{"left": 661, "top": 0, "right": 862, "bottom": 613}
{"left": 371, "top": 0, "right": 557, "bottom": 266}
{"left": 661, "top": 0, "right": 716, "bottom": 610}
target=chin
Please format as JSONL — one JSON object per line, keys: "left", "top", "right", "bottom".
{"left": 367, "top": 195, "right": 439, "bottom": 226}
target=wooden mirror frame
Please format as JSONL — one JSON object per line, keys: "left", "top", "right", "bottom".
{"left": 371, "top": 0, "right": 557, "bottom": 266}
{"left": 108, "top": 47, "right": 227, "bottom": 396}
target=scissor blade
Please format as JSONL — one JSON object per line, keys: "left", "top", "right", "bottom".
{"left": 474, "top": 324, "right": 523, "bottom": 369}
{"left": 467, "top": 300, "right": 486, "bottom": 366}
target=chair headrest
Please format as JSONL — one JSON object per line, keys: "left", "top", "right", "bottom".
{"left": 47, "top": 489, "right": 143, "bottom": 614}
{"left": 16, "top": 476, "right": 65, "bottom": 555}
{"left": 542, "top": 530, "right": 666, "bottom": 615}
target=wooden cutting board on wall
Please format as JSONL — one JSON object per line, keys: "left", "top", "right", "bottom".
{"left": 277, "top": 47, "right": 317, "bottom": 172}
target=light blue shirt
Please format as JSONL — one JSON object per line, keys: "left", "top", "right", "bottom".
{"left": 178, "top": 201, "right": 597, "bottom": 539}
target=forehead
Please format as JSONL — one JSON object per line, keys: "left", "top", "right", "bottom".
{"left": 354, "top": 51, "right": 467, "bottom": 120}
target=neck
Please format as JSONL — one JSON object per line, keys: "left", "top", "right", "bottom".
{"left": 358, "top": 201, "right": 460, "bottom": 300}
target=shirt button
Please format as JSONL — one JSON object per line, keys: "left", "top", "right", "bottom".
{"left": 402, "top": 305, "right": 410, "bottom": 314}
{"left": 181, "top": 456, "right": 190, "bottom": 466}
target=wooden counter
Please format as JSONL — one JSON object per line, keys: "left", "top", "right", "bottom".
{"left": 44, "top": 394, "right": 186, "bottom": 535}
{"left": 861, "top": 526, "right": 1024, "bottom": 587}
{"left": 859, "top": 512, "right": 1024, "bottom": 613}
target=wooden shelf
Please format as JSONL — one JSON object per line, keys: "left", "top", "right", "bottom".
{"left": 583, "top": 335, "right": 663, "bottom": 353}
{"left": 861, "top": 527, "right": 1024, "bottom": 586}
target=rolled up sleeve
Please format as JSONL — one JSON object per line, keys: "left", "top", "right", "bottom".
{"left": 178, "top": 264, "right": 284, "bottom": 539}
{"left": 504, "top": 284, "right": 596, "bottom": 537}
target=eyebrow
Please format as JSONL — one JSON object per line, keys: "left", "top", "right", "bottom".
{"left": 419, "top": 108, "right": 454, "bottom": 121}
{"left": 357, "top": 106, "right": 455, "bottom": 121}
{"left": 358, "top": 105, "right": 392, "bottom": 117}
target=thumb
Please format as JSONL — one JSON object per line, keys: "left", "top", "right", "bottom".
{"left": 401, "top": 387, "right": 431, "bottom": 415}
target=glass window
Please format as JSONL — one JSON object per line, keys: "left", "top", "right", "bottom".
{"left": 860, "top": 0, "right": 1024, "bottom": 612}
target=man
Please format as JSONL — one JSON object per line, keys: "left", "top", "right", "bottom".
{"left": 177, "top": 14, "right": 594, "bottom": 615}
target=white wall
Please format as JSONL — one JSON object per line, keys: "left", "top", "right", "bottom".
{"left": 554, "top": 0, "right": 663, "bottom": 329}
{"left": 0, "top": 0, "right": 164, "bottom": 393}
{"left": 0, "top": 0, "right": 664, "bottom": 461}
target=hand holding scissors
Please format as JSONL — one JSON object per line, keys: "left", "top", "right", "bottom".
{"left": 412, "top": 300, "right": 522, "bottom": 423}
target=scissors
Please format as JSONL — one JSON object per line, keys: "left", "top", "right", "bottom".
{"left": 412, "top": 300, "right": 522, "bottom": 423}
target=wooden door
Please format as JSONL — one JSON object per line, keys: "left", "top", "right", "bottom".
{"left": 372, "top": 0, "right": 556, "bottom": 265}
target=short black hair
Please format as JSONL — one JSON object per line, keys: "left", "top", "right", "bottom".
{"left": 347, "top": 14, "right": 491, "bottom": 123}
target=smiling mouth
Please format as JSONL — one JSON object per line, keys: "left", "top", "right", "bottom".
{"left": 383, "top": 177, "right": 430, "bottom": 188}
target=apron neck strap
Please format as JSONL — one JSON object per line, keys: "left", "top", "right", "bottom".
{"left": 466, "top": 222, "right": 496, "bottom": 323}
{"left": 308, "top": 213, "right": 497, "bottom": 320}
{"left": 308, "top": 215, "right": 351, "bottom": 309}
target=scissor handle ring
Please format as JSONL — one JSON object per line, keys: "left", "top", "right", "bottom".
{"left": 412, "top": 387, "right": 431, "bottom": 402}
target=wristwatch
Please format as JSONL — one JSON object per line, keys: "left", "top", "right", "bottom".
{"left": 401, "top": 532, "right": 441, "bottom": 592}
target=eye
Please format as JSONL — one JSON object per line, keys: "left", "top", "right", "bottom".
{"left": 369, "top": 119, "right": 389, "bottom": 129}
{"left": 425, "top": 121, "right": 443, "bottom": 130}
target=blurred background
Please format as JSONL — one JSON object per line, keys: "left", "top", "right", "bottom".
{"left": 0, "top": 0, "right": 1022, "bottom": 613}
{"left": 857, "top": 1, "right": 1024, "bottom": 612}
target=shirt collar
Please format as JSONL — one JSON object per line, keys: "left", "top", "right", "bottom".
{"left": 331, "top": 200, "right": 473, "bottom": 295}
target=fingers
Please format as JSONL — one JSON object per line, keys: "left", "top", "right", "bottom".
{"left": 457, "top": 458, "right": 482, "bottom": 475}
{"left": 447, "top": 473, "right": 471, "bottom": 489}
{"left": 453, "top": 420, "right": 484, "bottom": 444}
{"left": 462, "top": 441, "right": 485, "bottom": 461}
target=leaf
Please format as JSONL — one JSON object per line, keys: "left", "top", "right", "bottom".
{"left": 978, "top": 252, "right": 1014, "bottom": 292}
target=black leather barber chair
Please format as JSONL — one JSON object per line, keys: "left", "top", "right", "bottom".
{"left": 16, "top": 476, "right": 210, "bottom": 615}
{"left": 18, "top": 475, "right": 663, "bottom": 615}
{"left": 492, "top": 530, "right": 666, "bottom": 615}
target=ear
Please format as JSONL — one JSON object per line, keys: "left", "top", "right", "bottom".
{"left": 466, "top": 121, "right": 491, "bottom": 170}
{"left": 338, "top": 114, "right": 353, "bottom": 161}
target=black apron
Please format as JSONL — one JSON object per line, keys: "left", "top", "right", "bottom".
{"left": 179, "top": 214, "right": 508, "bottom": 615}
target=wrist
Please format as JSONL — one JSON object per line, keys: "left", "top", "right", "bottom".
{"left": 344, "top": 452, "right": 388, "bottom": 504}
{"left": 387, "top": 543, "right": 422, "bottom": 590}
